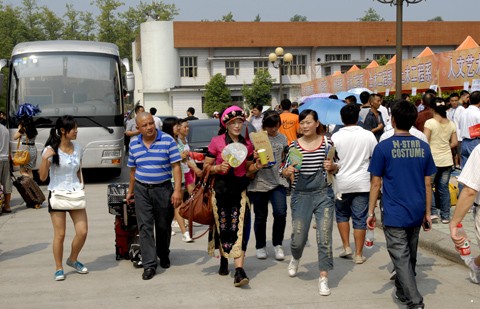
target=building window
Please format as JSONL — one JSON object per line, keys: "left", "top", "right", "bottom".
{"left": 254, "top": 60, "right": 269, "bottom": 74}
{"left": 289, "top": 55, "right": 306, "bottom": 75}
{"left": 325, "top": 54, "right": 351, "bottom": 62}
{"left": 180, "top": 56, "right": 198, "bottom": 77}
{"left": 324, "top": 66, "right": 332, "bottom": 76}
{"left": 373, "top": 54, "right": 395, "bottom": 60}
{"left": 340, "top": 65, "right": 351, "bottom": 73}
{"left": 225, "top": 61, "right": 240, "bottom": 76}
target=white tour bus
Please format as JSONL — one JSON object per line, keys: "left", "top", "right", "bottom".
{"left": 0, "top": 40, "right": 134, "bottom": 177}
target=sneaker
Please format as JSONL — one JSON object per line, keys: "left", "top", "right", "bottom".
{"left": 233, "top": 267, "right": 249, "bottom": 287}
{"left": 339, "top": 247, "right": 353, "bottom": 258}
{"left": 66, "top": 258, "right": 88, "bottom": 274}
{"left": 182, "top": 231, "right": 193, "bottom": 243}
{"left": 430, "top": 214, "right": 439, "bottom": 223}
{"left": 353, "top": 255, "right": 367, "bottom": 264}
{"left": 318, "top": 277, "right": 331, "bottom": 296}
{"left": 288, "top": 257, "right": 300, "bottom": 277}
{"left": 256, "top": 247, "right": 267, "bottom": 259}
{"left": 274, "top": 245, "right": 285, "bottom": 261}
{"left": 54, "top": 269, "right": 65, "bottom": 281}
{"left": 171, "top": 220, "right": 180, "bottom": 228}
{"left": 441, "top": 219, "right": 450, "bottom": 224}
{"left": 171, "top": 230, "right": 176, "bottom": 236}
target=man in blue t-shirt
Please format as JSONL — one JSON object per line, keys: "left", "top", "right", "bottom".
{"left": 367, "top": 100, "right": 436, "bottom": 309}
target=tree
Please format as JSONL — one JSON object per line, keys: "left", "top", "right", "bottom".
{"left": 242, "top": 70, "right": 274, "bottom": 109}
{"left": 290, "top": 14, "right": 308, "bottom": 22}
{"left": 40, "top": 7, "right": 64, "bottom": 40}
{"left": 79, "top": 11, "right": 97, "bottom": 41}
{"left": 204, "top": 74, "right": 231, "bottom": 117}
{"left": 376, "top": 55, "right": 389, "bottom": 66}
{"left": 94, "top": 0, "right": 123, "bottom": 43}
{"left": 254, "top": 14, "right": 261, "bottom": 22}
{"left": 358, "top": 8, "right": 385, "bottom": 21}
{"left": 428, "top": 16, "right": 443, "bottom": 21}
{"left": 19, "top": 0, "right": 46, "bottom": 41}
{"left": 63, "top": 3, "right": 81, "bottom": 40}
{"left": 221, "top": 12, "right": 235, "bottom": 22}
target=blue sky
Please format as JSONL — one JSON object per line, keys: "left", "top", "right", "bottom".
{"left": 4, "top": 0, "right": 479, "bottom": 21}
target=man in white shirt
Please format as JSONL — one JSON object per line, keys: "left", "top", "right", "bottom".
{"left": 149, "top": 107, "right": 163, "bottom": 131}
{"left": 458, "top": 91, "right": 480, "bottom": 168}
{"left": 0, "top": 124, "right": 12, "bottom": 214}
{"left": 331, "top": 103, "right": 377, "bottom": 264}
{"left": 450, "top": 144, "right": 480, "bottom": 284}
{"left": 447, "top": 93, "right": 465, "bottom": 168}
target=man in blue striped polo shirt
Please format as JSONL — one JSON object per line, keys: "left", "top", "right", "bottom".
{"left": 126, "top": 112, "right": 182, "bottom": 280}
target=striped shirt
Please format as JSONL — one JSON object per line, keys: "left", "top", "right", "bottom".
{"left": 127, "top": 130, "right": 181, "bottom": 184}
{"left": 281, "top": 136, "right": 333, "bottom": 189}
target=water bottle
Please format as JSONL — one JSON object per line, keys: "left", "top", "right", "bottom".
{"left": 456, "top": 223, "right": 472, "bottom": 264}
{"left": 365, "top": 228, "right": 375, "bottom": 249}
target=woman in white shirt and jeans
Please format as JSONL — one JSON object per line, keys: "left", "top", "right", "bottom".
{"left": 39, "top": 115, "right": 88, "bottom": 281}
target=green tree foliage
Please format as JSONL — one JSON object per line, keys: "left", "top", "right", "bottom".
{"left": 204, "top": 74, "right": 231, "bottom": 117}
{"left": 41, "top": 7, "right": 64, "bottom": 40}
{"left": 20, "top": 0, "right": 46, "bottom": 41}
{"left": 63, "top": 3, "right": 82, "bottom": 40}
{"left": 242, "top": 70, "right": 273, "bottom": 109}
{"left": 94, "top": 0, "right": 123, "bottom": 43}
{"left": 358, "top": 8, "right": 385, "bottom": 21}
{"left": 290, "top": 14, "right": 308, "bottom": 22}
{"left": 376, "top": 55, "right": 389, "bottom": 66}
{"left": 254, "top": 14, "right": 261, "bottom": 22}
{"left": 428, "top": 16, "right": 443, "bottom": 21}
{"left": 222, "top": 12, "right": 235, "bottom": 22}
{"left": 79, "top": 11, "right": 97, "bottom": 41}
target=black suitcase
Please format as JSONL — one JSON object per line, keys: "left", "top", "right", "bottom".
{"left": 12, "top": 174, "right": 46, "bottom": 208}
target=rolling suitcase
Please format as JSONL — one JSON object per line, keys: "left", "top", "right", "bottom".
{"left": 114, "top": 215, "right": 140, "bottom": 265}
{"left": 12, "top": 174, "right": 46, "bottom": 208}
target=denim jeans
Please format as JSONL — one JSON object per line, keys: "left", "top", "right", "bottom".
{"left": 431, "top": 166, "right": 452, "bottom": 220}
{"left": 459, "top": 138, "right": 480, "bottom": 192}
{"left": 335, "top": 192, "right": 369, "bottom": 230}
{"left": 291, "top": 187, "right": 334, "bottom": 271}
{"left": 250, "top": 186, "right": 287, "bottom": 248}
{"left": 384, "top": 226, "right": 424, "bottom": 309}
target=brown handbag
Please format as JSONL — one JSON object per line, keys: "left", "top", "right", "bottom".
{"left": 176, "top": 166, "right": 215, "bottom": 238}
{"left": 13, "top": 137, "right": 30, "bottom": 166}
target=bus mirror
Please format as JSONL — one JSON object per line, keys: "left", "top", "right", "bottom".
{"left": 125, "top": 71, "right": 135, "bottom": 92}
{"left": 121, "top": 58, "right": 130, "bottom": 72}
{"left": 0, "top": 59, "right": 7, "bottom": 70}
{"left": 0, "top": 73, "right": 3, "bottom": 96}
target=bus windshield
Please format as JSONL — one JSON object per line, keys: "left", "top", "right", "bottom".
{"left": 9, "top": 53, "right": 122, "bottom": 122}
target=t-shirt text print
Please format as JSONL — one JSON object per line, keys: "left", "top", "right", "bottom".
{"left": 391, "top": 139, "right": 425, "bottom": 159}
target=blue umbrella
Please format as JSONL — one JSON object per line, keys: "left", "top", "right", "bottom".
{"left": 336, "top": 91, "right": 361, "bottom": 104}
{"left": 298, "top": 98, "right": 345, "bottom": 125}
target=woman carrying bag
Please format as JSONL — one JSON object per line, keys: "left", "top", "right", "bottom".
{"left": 13, "top": 117, "right": 38, "bottom": 178}
{"left": 39, "top": 115, "right": 88, "bottom": 281}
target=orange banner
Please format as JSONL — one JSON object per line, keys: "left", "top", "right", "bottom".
{"left": 302, "top": 46, "right": 480, "bottom": 95}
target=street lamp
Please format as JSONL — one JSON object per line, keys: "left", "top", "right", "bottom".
{"left": 269, "top": 47, "right": 293, "bottom": 104}
{"left": 377, "top": 0, "right": 424, "bottom": 100}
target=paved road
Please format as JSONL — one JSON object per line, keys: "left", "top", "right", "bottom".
{"left": 0, "top": 168, "right": 479, "bottom": 308}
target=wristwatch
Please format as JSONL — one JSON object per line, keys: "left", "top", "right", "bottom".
{"left": 368, "top": 213, "right": 375, "bottom": 217}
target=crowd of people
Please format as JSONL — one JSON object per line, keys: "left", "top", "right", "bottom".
{"left": 1, "top": 89, "right": 479, "bottom": 308}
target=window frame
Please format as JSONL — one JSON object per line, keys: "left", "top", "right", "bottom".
{"left": 180, "top": 56, "right": 198, "bottom": 77}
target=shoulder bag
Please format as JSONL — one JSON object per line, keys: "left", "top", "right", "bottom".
{"left": 50, "top": 189, "right": 86, "bottom": 210}
{"left": 13, "top": 137, "right": 30, "bottom": 166}
{"left": 176, "top": 166, "right": 215, "bottom": 239}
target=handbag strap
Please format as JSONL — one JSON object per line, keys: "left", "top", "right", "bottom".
{"left": 16, "top": 135, "right": 29, "bottom": 150}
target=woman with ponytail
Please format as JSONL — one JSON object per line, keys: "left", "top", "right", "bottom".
{"left": 39, "top": 115, "right": 88, "bottom": 281}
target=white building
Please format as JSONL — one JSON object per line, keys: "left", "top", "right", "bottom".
{"left": 132, "top": 21, "right": 480, "bottom": 118}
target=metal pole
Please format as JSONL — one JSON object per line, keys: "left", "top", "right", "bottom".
{"left": 278, "top": 63, "right": 283, "bottom": 104}
{"left": 395, "top": 0, "right": 403, "bottom": 100}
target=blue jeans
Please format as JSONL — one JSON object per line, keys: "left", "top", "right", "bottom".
{"left": 459, "top": 138, "right": 480, "bottom": 192}
{"left": 384, "top": 226, "right": 424, "bottom": 309}
{"left": 335, "top": 192, "right": 369, "bottom": 229}
{"left": 250, "top": 186, "right": 287, "bottom": 248}
{"left": 432, "top": 166, "right": 452, "bottom": 220}
{"left": 290, "top": 186, "right": 334, "bottom": 272}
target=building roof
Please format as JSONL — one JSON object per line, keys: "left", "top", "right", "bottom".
{"left": 173, "top": 21, "right": 480, "bottom": 48}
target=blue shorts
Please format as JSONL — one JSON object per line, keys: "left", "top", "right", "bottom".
{"left": 335, "top": 192, "right": 369, "bottom": 230}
